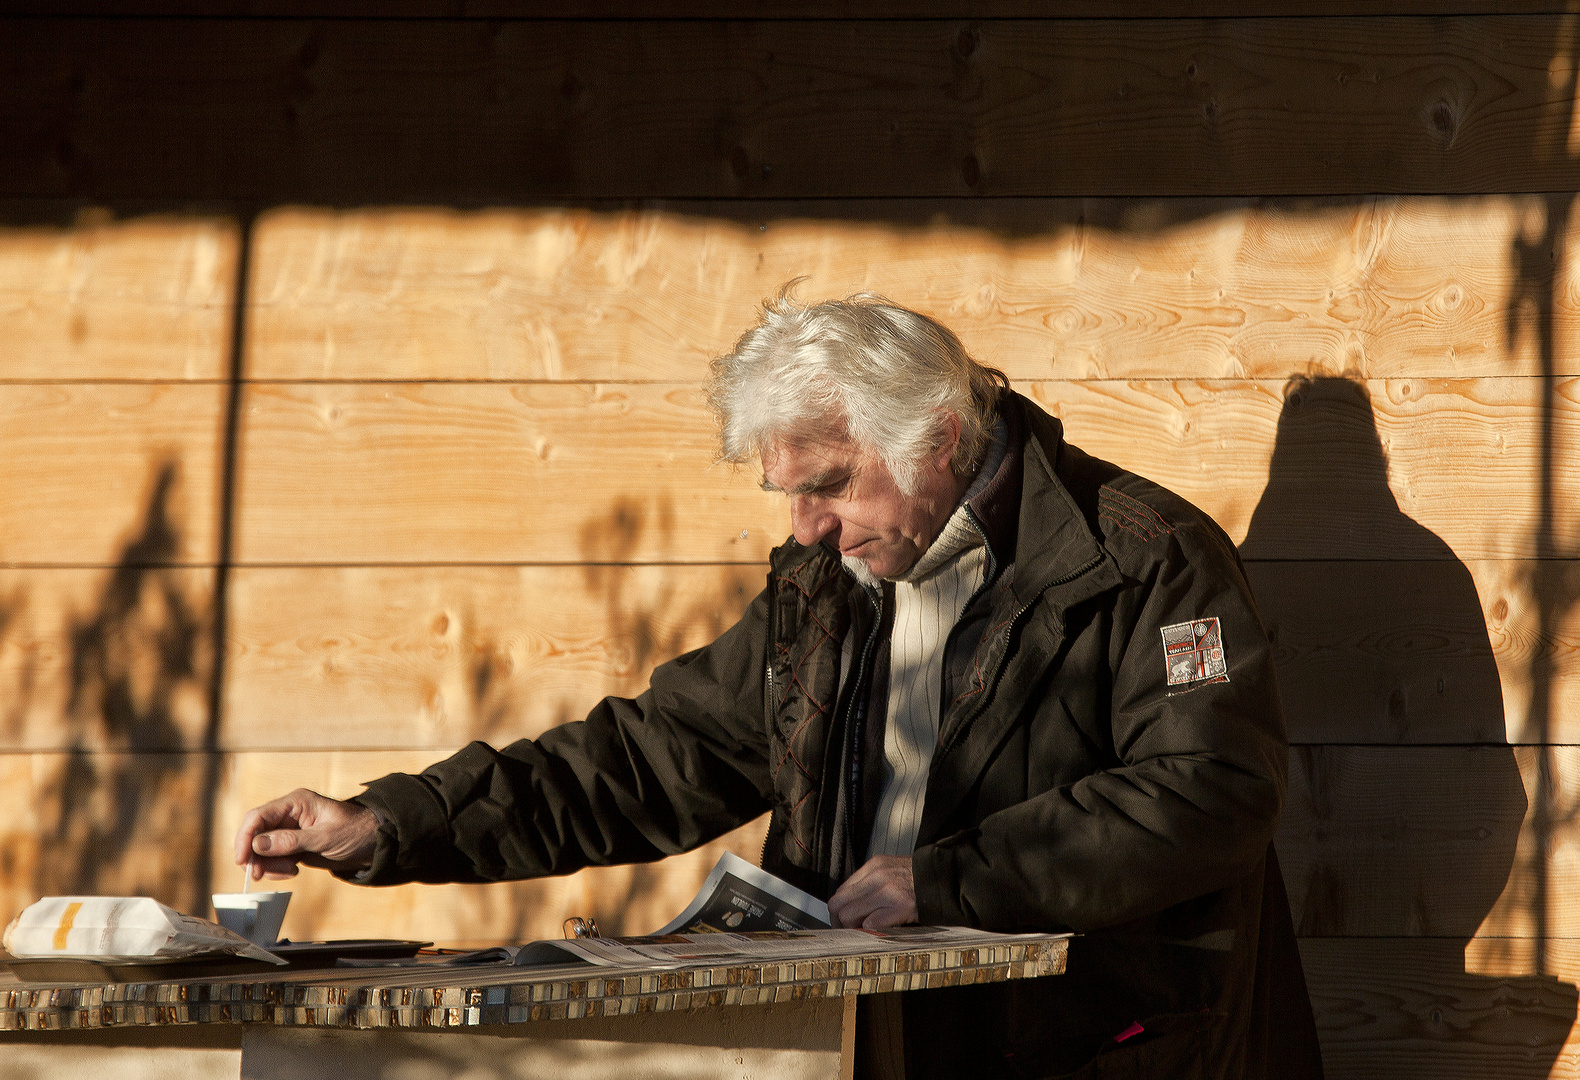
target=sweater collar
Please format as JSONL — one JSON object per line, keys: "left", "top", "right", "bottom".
{"left": 891, "top": 414, "right": 1006, "bottom": 584}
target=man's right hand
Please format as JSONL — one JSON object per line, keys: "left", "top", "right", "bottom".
{"left": 233, "top": 788, "right": 380, "bottom": 881}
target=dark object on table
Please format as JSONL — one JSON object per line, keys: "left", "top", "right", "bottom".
{"left": 2, "top": 954, "right": 281, "bottom": 983}
{"left": 269, "top": 939, "right": 432, "bottom": 968}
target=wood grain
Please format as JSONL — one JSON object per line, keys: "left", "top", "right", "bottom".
{"left": 1037, "top": 377, "right": 1580, "bottom": 562}
{"left": 3, "top": 197, "right": 1571, "bottom": 383}
{"left": 6, "top": 3, "right": 1578, "bottom": 17}
{"left": 229, "top": 381, "right": 786, "bottom": 566}
{"left": 1247, "top": 559, "right": 1580, "bottom": 748}
{"left": 5, "top": 558, "right": 1574, "bottom": 752}
{"left": 3, "top": 375, "right": 1545, "bottom": 566}
{"left": 6, "top": 17, "right": 1580, "bottom": 200}
{"left": 217, "top": 561, "right": 1580, "bottom": 751}
{"left": 219, "top": 378, "right": 1580, "bottom": 565}
{"left": 0, "top": 215, "right": 236, "bottom": 381}
{"left": 0, "top": 383, "right": 224, "bottom": 566}
{"left": 1301, "top": 937, "right": 1580, "bottom": 1080}
{"left": 0, "top": 557, "right": 1572, "bottom": 750}
{"left": 1281, "top": 745, "right": 1580, "bottom": 943}
{"left": 0, "top": 568, "right": 215, "bottom": 752}
{"left": 0, "top": 751, "right": 214, "bottom": 925}
{"left": 218, "top": 564, "right": 758, "bottom": 751}
{"left": 242, "top": 198, "right": 1578, "bottom": 383}
{"left": 1280, "top": 745, "right": 1530, "bottom": 939}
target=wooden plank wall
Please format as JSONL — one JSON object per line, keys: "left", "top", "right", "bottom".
{"left": 1, "top": 6, "right": 1578, "bottom": 1075}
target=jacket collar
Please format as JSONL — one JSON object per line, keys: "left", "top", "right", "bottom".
{"left": 996, "top": 393, "right": 1122, "bottom": 609}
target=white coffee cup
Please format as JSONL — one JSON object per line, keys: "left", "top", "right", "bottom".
{"left": 211, "top": 891, "right": 291, "bottom": 946}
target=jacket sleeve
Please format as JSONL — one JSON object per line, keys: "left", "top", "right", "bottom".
{"left": 347, "top": 587, "right": 777, "bottom": 886}
{"left": 913, "top": 522, "right": 1288, "bottom": 932}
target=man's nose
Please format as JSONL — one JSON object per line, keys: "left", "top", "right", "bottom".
{"left": 790, "top": 496, "right": 837, "bottom": 547}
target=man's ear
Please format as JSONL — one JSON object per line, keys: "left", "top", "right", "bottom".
{"left": 931, "top": 410, "right": 962, "bottom": 472}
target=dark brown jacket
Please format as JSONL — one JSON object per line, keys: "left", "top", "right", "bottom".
{"left": 352, "top": 393, "right": 1322, "bottom": 1079}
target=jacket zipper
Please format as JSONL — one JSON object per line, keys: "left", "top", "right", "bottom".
{"left": 939, "top": 551, "right": 1105, "bottom": 754}
{"left": 842, "top": 583, "right": 884, "bottom": 863}
{"left": 761, "top": 575, "right": 780, "bottom": 868}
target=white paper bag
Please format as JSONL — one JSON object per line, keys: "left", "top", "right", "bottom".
{"left": 3, "top": 897, "right": 285, "bottom": 965}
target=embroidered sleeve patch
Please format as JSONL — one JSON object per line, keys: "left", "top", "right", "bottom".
{"left": 1161, "top": 617, "right": 1230, "bottom": 687}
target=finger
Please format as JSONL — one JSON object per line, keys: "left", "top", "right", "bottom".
{"left": 252, "top": 856, "right": 301, "bottom": 880}
{"left": 234, "top": 796, "right": 304, "bottom": 864}
{"left": 234, "top": 809, "right": 268, "bottom": 865}
{"left": 827, "top": 883, "right": 862, "bottom": 928}
{"left": 860, "top": 897, "right": 912, "bottom": 929}
{"left": 828, "top": 883, "right": 880, "bottom": 929}
{"left": 835, "top": 874, "right": 916, "bottom": 929}
{"left": 252, "top": 829, "right": 307, "bottom": 858}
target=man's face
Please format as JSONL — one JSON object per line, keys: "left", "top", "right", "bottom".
{"left": 760, "top": 429, "right": 960, "bottom": 582}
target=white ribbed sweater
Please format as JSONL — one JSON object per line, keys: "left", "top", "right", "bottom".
{"left": 864, "top": 509, "right": 989, "bottom": 858}
{"left": 860, "top": 422, "right": 1007, "bottom": 860}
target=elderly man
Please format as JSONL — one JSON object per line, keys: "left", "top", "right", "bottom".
{"left": 236, "top": 295, "right": 1321, "bottom": 1078}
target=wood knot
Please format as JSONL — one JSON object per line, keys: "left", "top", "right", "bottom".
{"left": 962, "top": 152, "right": 981, "bottom": 188}
{"left": 956, "top": 26, "right": 979, "bottom": 58}
{"left": 1429, "top": 101, "right": 1458, "bottom": 142}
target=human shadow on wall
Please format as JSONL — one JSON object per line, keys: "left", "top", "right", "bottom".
{"left": 34, "top": 460, "right": 212, "bottom": 915}
{"left": 1241, "top": 376, "right": 1577, "bottom": 1079}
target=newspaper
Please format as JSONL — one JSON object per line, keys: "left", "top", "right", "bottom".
{"left": 656, "top": 852, "right": 830, "bottom": 935}
{"left": 521, "top": 852, "right": 1067, "bottom": 969}
{"left": 549, "top": 924, "right": 1064, "bottom": 969}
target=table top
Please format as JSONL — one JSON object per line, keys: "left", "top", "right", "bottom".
{"left": 0, "top": 931, "right": 1068, "bottom": 1036}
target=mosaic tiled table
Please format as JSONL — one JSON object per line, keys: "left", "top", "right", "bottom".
{"left": 0, "top": 932, "right": 1069, "bottom": 1080}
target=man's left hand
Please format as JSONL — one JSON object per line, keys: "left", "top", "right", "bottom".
{"left": 827, "top": 855, "right": 918, "bottom": 929}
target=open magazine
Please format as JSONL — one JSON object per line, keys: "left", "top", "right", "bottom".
{"left": 513, "top": 852, "right": 1068, "bottom": 969}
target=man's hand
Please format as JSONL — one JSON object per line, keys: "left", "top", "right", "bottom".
{"left": 827, "top": 854, "right": 918, "bottom": 929}
{"left": 233, "top": 788, "right": 379, "bottom": 881}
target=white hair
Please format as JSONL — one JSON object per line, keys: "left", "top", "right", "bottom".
{"left": 706, "top": 290, "right": 1007, "bottom": 494}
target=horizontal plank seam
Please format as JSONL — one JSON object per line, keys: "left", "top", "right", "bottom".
{"left": 1297, "top": 934, "right": 1580, "bottom": 940}
{"left": 2, "top": 558, "right": 1576, "bottom": 569}
{"left": 0, "top": 561, "right": 776, "bottom": 570}
{"left": 1, "top": 742, "right": 1575, "bottom": 756}
{"left": 12, "top": 186, "right": 1580, "bottom": 199}
{"left": 0, "top": 376, "right": 1562, "bottom": 386}
{"left": 8, "top": 13, "right": 1574, "bottom": 23}
{"left": 10, "top": 192, "right": 1580, "bottom": 213}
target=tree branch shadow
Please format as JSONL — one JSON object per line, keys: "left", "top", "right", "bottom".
{"left": 33, "top": 459, "right": 213, "bottom": 910}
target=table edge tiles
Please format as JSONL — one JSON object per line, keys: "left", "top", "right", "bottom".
{"left": 0, "top": 936, "right": 1069, "bottom": 1034}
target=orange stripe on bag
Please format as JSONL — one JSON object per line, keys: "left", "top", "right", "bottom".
{"left": 52, "top": 902, "right": 82, "bottom": 951}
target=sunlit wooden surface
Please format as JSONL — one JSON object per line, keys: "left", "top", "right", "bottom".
{"left": 2, "top": 7, "right": 1579, "bottom": 1077}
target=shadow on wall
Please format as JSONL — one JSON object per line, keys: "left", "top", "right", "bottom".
{"left": 575, "top": 495, "right": 761, "bottom": 937}
{"left": 1244, "top": 377, "right": 1577, "bottom": 1078}
{"left": 578, "top": 494, "right": 758, "bottom": 701}
{"left": 1506, "top": 193, "right": 1580, "bottom": 985}
{"left": 33, "top": 460, "right": 214, "bottom": 915}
